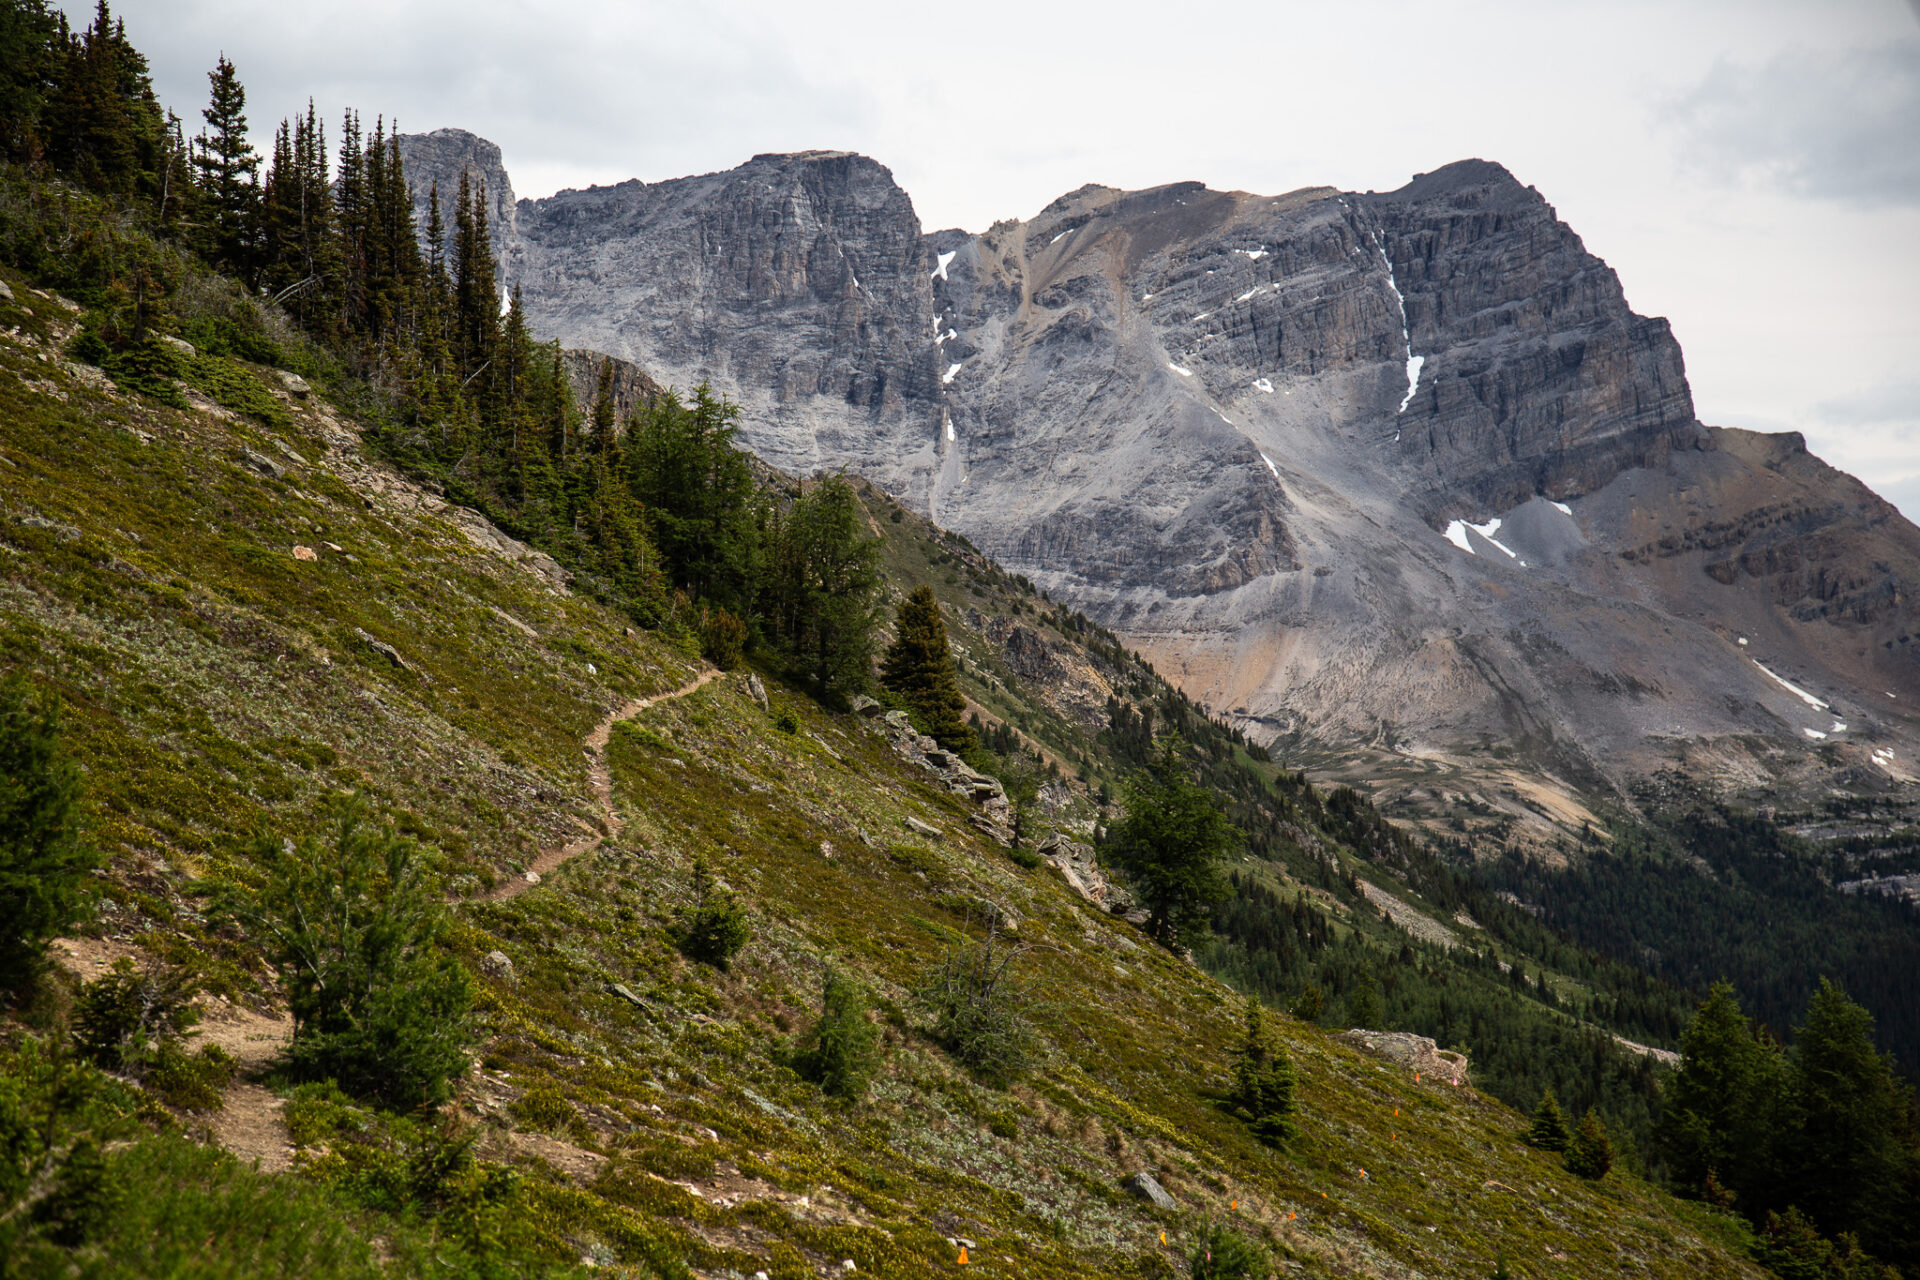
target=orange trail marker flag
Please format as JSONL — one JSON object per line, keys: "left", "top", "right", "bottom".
{"left": 1230, "top": 1198, "right": 1238, "bottom": 1210}
{"left": 1160, "top": 1231, "right": 1167, "bottom": 1245}
{"left": 957, "top": 1245, "right": 969, "bottom": 1265}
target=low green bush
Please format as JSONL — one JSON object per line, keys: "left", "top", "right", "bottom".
{"left": 674, "top": 856, "right": 750, "bottom": 970}
{"left": 789, "top": 968, "right": 881, "bottom": 1102}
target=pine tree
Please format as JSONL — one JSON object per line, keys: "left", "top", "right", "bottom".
{"left": 764, "top": 477, "right": 882, "bottom": 698}
{"left": 1109, "top": 735, "right": 1236, "bottom": 949}
{"left": 880, "top": 585, "right": 974, "bottom": 753}
{"left": 791, "top": 968, "right": 881, "bottom": 1102}
{"left": 1783, "top": 979, "right": 1911, "bottom": 1249}
{"left": 628, "top": 384, "right": 760, "bottom": 613}
{"left": 0, "top": 672, "right": 99, "bottom": 991}
{"left": 1564, "top": 1108, "right": 1614, "bottom": 1179}
{"left": 1659, "top": 981, "right": 1786, "bottom": 1205}
{"left": 190, "top": 54, "right": 258, "bottom": 276}
{"left": 1526, "top": 1090, "right": 1572, "bottom": 1151}
{"left": 1226, "top": 996, "right": 1299, "bottom": 1147}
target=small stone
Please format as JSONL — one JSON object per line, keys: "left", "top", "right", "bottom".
{"left": 746, "top": 672, "right": 769, "bottom": 710}
{"left": 849, "top": 694, "right": 881, "bottom": 716}
{"left": 1121, "top": 1170, "right": 1176, "bottom": 1209}
{"left": 523, "top": 870, "right": 541, "bottom": 885}
{"left": 480, "top": 950, "right": 515, "bottom": 981}
{"left": 352, "top": 626, "right": 411, "bottom": 671}
{"left": 241, "top": 449, "right": 287, "bottom": 479}
{"left": 820, "top": 840, "right": 834, "bottom": 858}
{"left": 0, "top": 280, "right": 14, "bottom": 302}
{"left": 607, "top": 982, "right": 648, "bottom": 1011}
{"left": 291, "top": 545, "right": 317, "bottom": 562}
{"left": 159, "top": 334, "right": 196, "bottom": 358}
{"left": 841, "top": 1262, "right": 857, "bottom": 1273}
{"left": 277, "top": 370, "right": 311, "bottom": 398}
{"left": 323, "top": 541, "right": 343, "bottom": 552}
{"left": 586, "top": 661, "right": 598, "bottom": 675}
{"left": 905, "top": 816, "right": 940, "bottom": 838}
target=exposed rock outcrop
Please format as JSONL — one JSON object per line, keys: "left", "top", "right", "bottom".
{"left": 395, "top": 128, "right": 517, "bottom": 274}
{"left": 871, "top": 709, "right": 1013, "bottom": 841}
{"left": 1332, "top": 1029, "right": 1470, "bottom": 1087}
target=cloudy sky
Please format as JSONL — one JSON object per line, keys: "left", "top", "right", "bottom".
{"left": 98, "top": 0, "right": 1920, "bottom": 520}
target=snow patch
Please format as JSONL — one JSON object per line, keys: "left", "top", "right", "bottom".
{"left": 1236, "top": 248, "right": 1269, "bottom": 260}
{"left": 945, "top": 418, "right": 956, "bottom": 442}
{"left": 1252, "top": 378, "right": 1274, "bottom": 394}
{"left": 1398, "top": 354, "right": 1425, "bottom": 413}
{"left": 1753, "top": 661, "right": 1829, "bottom": 710}
{"left": 931, "top": 250, "right": 956, "bottom": 281}
{"left": 1831, "top": 721, "right": 1848, "bottom": 733}
{"left": 1237, "top": 289, "right": 1258, "bottom": 302}
{"left": 1550, "top": 500, "right": 1572, "bottom": 516}
{"left": 1804, "top": 728, "right": 1828, "bottom": 740}
{"left": 1375, "top": 237, "right": 1424, "bottom": 415}
{"left": 1141, "top": 293, "right": 1153, "bottom": 301}
{"left": 944, "top": 329, "right": 957, "bottom": 341}
{"left": 941, "top": 362, "right": 962, "bottom": 385}
{"left": 1260, "top": 452, "right": 1279, "bottom": 478}
{"left": 1049, "top": 227, "right": 1073, "bottom": 245}
{"left": 1192, "top": 312, "right": 1211, "bottom": 322}
{"left": 1443, "top": 521, "right": 1475, "bottom": 554}
{"left": 1737, "top": 637, "right": 1749, "bottom": 647}
{"left": 1168, "top": 362, "right": 1193, "bottom": 377}
{"left": 1468, "top": 518, "right": 1520, "bottom": 560}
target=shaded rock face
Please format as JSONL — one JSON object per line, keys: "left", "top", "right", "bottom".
{"left": 510, "top": 151, "right": 944, "bottom": 479}
{"left": 473, "top": 141, "right": 1918, "bottom": 806}
{"left": 395, "top": 129, "right": 517, "bottom": 271}
{"left": 560, "top": 349, "right": 667, "bottom": 424}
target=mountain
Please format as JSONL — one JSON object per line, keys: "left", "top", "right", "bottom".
{"left": 458, "top": 141, "right": 1919, "bottom": 835}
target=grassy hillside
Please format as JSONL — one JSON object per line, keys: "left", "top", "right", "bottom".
{"left": 0, "top": 271, "right": 1768, "bottom": 1279}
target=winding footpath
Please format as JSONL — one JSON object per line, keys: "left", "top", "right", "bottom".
{"left": 485, "top": 667, "right": 721, "bottom": 901}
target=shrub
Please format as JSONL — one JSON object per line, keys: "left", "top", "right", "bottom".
{"left": 72, "top": 958, "right": 201, "bottom": 1074}
{"left": 1225, "top": 997, "right": 1298, "bottom": 1148}
{"left": 774, "top": 708, "right": 800, "bottom": 734}
{"left": 0, "top": 672, "right": 98, "bottom": 993}
{"left": 915, "top": 917, "right": 1036, "bottom": 1087}
{"left": 675, "top": 856, "right": 751, "bottom": 970}
{"left": 1565, "top": 1108, "right": 1614, "bottom": 1179}
{"left": 790, "top": 968, "right": 882, "bottom": 1102}
{"left": 1189, "top": 1223, "right": 1268, "bottom": 1279}
{"left": 698, "top": 605, "right": 747, "bottom": 671}
{"left": 221, "top": 797, "right": 474, "bottom": 1107}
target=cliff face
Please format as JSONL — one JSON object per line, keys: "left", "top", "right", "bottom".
{"left": 510, "top": 151, "right": 944, "bottom": 480}
{"left": 394, "top": 128, "right": 517, "bottom": 269}
{"left": 474, "top": 142, "right": 1918, "bottom": 815}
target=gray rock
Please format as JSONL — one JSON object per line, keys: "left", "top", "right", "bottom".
{"left": 606, "top": 982, "right": 650, "bottom": 1012}
{"left": 17, "top": 515, "right": 81, "bottom": 543}
{"left": 159, "top": 334, "right": 195, "bottom": 358}
{"left": 1120, "top": 1171, "right": 1176, "bottom": 1209}
{"left": 352, "top": 626, "right": 411, "bottom": 672}
{"left": 277, "top": 370, "right": 311, "bottom": 398}
{"left": 395, "top": 128, "right": 518, "bottom": 274}
{"left": 241, "top": 449, "right": 287, "bottom": 479}
{"left": 746, "top": 672, "right": 769, "bottom": 710}
{"left": 0, "top": 279, "right": 14, "bottom": 302}
{"left": 905, "top": 816, "right": 941, "bottom": 838}
{"left": 480, "top": 950, "right": 515, "bottom": 981}
{"left": 1331, "top": 1029, "right": 1469, "bottom": 1086}
{"left": 850, "top": 694, "right": 882, "bottom": 717}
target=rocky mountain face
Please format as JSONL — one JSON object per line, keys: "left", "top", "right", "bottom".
{"left": 426, "top": 135, "right": 1920, "bottom": 826}
{"left": 394, "top": 128, "right": 517, "bottom": 268}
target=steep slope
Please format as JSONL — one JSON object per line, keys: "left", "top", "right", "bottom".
{"left": 0, "top": 276, "right": 1766, "bottom": 1279}
{"left": 483, "top": 142, "right": 1919, "bottom": 828}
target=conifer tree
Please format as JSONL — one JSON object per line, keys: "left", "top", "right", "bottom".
{"left": 0, "top": 672, "right": 99, "bottom": 992}
{"left": 1659, "top": 981, "right": 1785, "bottom": 1205}
{"left": 881, "top": 585, "right": 974, "bottom": 752}
{"left": 791, "top": 968, "right": 881, "bottom": 1102}
{"left": 190, "top": 53, "right": 257, "bottom": 276}
{"left": 1526, "top": 1090, "right": 1572, "bottom": 1151}
{"left": 764, "top": 477, "right": 882, "bottom": 698}
{"left": 1564, "top": 1108, "right": 1614, "bottom": 1179}
{"left": 1226, "top": 996, "right": 1299, "bottom": 1147}
{"left": 1109, "top": 735, "right": 1236, "bottom": 949}
{"left": 628, "top": 384, "right": 759, "bottom": 613}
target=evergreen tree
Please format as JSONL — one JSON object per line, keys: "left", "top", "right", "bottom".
{"left": 790, "top": 968, "right": 881, "bottom": 1102}
{"left": 1347, "top": 968, "right": 1381, "bottom": 1029}
{"left": 1525, "top": 1090, "right": 1572, "bottom": 1151}
{"left": 0, "top": 672, "right": 98, "bottom": 992}
{"left": 1784, "top": 979, "right": 1913, "bottom": 1251}
{"left": 0, "top": 0, "right": 59, "bottom": 165}
{"left": 1109, "top": 736, "right": 1236, "bottom": 949}
{"left": 675, "top": 855, "right": 750, "bottom": 970}
{"left": 189, "top": 54, "right": 257, "bottom": 276}
{"left": 628, "top": 384, "right": 760, "bottom": 614}
{"left": 224, "top": 798, "right": 474, "bottom": 1107}
{"left": 1659, "top": 981, "right": 1785, "bottom": 1205}
{"left": 880, "top": 585, "right": 974, "bottom": 753}
{"left": 1226, "top": 997, "right": 1299, "bottom": 1147}
{"left": 763, "top": 477, "right": 882, "bottom": 698}
{"left": 1564, "top": 1108, "right": 1614, "bottom": 1179}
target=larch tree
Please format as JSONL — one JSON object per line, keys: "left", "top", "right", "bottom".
{"left": 881, "top": 584, "right": 974, "bottom": 753}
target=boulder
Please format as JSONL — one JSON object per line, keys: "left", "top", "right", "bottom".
{"left": 159, "top": 334, "right": 196, "bottom": 358}
{"left": 353, "top": 626, "right": 412, "bottom": 672}
{"left": 905, "top": 816, "right": 941, "bottom": 838}
{"left": 277, "top": 370, "right": 311, "bottom": 398}
{"left": 480, "top": 950, "right": 516, "bottom": 982}
{"left": 746, "top": 672, "right": 769, "bottom": 710}
{"left": 850, "top": 694, "right": 882, "bottom": 716}
{"left": 1120, "top": 1171, "right": 1176, "bottom": 1209}
{"left": 0, "top": 279, "right": 14, "bottom": 302}
{"left": 1331, "top": 1029, "right": 1470, "bottom": 1087}
{"left": 241, "top": 449, "right": 287, "bottom": 479}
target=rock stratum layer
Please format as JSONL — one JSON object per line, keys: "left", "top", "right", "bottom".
{"left": 412, "top": 136, "right": 1920, "bottom": 823}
